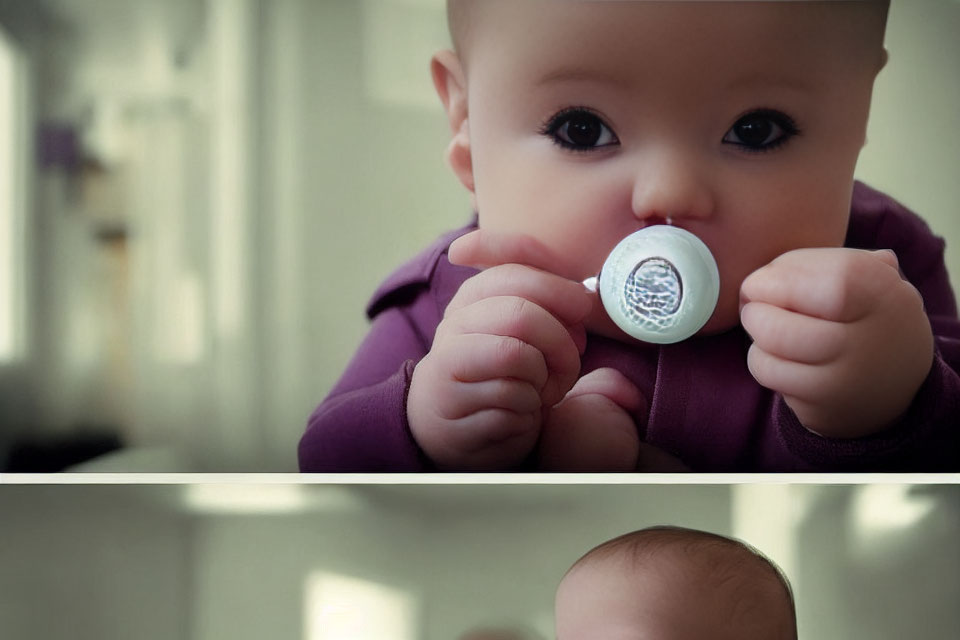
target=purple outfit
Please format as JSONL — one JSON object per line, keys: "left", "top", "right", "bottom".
{"left": 300, "top": 183, "right": 960, "bottom": 472}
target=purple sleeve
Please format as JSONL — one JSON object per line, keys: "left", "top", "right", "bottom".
{"left": 775, "top": 183, "right": 960, "bottom": 470}
{"left": 298, "top": 307, "right": 433, "bottom": 472}
{"left": 775, "top": 345, "right": 960, "bottom": 471}
{"left": 298, "top": 223, "right": 475, "bottom": 472}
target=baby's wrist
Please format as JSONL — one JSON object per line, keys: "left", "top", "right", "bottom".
{"left": 791, "top": 387, "right": 922, "bottom": 440}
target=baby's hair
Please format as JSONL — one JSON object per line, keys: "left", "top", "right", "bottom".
{"left": 568, "top": 525, "right": 798, "bottom": 639}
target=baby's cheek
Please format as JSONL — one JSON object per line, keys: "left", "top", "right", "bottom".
{"left": 700, "top": 265, "right": 754, "bottom": 334}
{"left": 701, "top": 293, "right": 744, "bottom": 334}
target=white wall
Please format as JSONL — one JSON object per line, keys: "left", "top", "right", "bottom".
{"left": 0, "top": 483, "right": 732, "bottom": 640}
{"left": 259, "top": 0, "right": 463, "bottom": 469}
{"left": 0, "top": 485, "right": 191, "bottom": 640}
{"left": 1, "top": 483, "right": 957, "bottom": 640}
{"left": 1, "top": 0, "right": 464, "bottom": 471}
{"left": 190, "top": 512, "right": 426, "bottom": 640}
{"left": 855, "top": 0, "right": 960, "bottom": 283}
{"left": 185, "top": 484, "right": 731, "bottom": 640}
{"left": 792, "top": 484, "right": 960, "bottom": 640}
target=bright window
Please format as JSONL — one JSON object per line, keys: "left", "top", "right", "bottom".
{"left": 0, "top": 25, "right": 26, "bottom": 363}
{"left": 304, "top": 572, "right": 416, "bottom": 640}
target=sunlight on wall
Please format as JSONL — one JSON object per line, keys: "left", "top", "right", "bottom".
{"left": 304, "top": 572, "right": 416, "bottom": 640}
{"left": 210, "top": 0, "right": 252, "bottom": 341}
{"left": 183, "top": 483, "right": 310, "bottom": 515}
{"left": 182, "top": 484, "right": 366, "bottom": 515}
{"left": 848, "top": 484, "right": 937, "bottom": 561}
{"left": 141, "top": 107, "right": 207, "bottom": 365}
{"left": 852, "top": 484, "right": 936, "bottom": 531}
{"left": 731, "top": 484, "right": 797, "bottom": 583}
{"left": 0, "top": 26, "right": 25, "bottom": 363}
{"left": 154, "top": 271, "right": 205, "bottom": 364}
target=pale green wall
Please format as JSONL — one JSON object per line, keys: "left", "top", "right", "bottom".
{"left": 0, "top": 486, "right": 190, "bottom": 640}
{"left": 266, "top": 0, "right": 465, "bottom": 461}
{"left": 855, "top": 0, "right": 960, "bottom": 288}
{"left": 2, "top": 484, "right": 958, "bottom": 640}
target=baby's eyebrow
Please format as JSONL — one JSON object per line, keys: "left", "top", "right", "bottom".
{"left": 535, "top": 66, "right": 626, "bottom": 88}
{"left": 535, "top": 65, "right": 818, "bottom": 97}
{"left": 723, "top": 70, "right": 820, "bottom": 95}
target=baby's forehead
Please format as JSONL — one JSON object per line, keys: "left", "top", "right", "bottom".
{"left": 451, "top": 0, "right": 887, "bottom": 64}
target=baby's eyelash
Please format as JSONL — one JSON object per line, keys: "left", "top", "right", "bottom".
{"left": 539, "top": 106, "right": 619, "bottom": 153}
{"left": 723, "top": 108, "right": 801, "bottom": 153}
{"left": 538, "top": 106, "right": 587, "bottom": 135}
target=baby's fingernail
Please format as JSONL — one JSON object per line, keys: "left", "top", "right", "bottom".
{"left": 875, "top": 248, "right": 899, "bottom": 264}
{"left": 447, "top": 237, "right": 467, "bottom": 265}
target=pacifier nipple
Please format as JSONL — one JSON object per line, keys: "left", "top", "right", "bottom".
{"left": 590, "top": 225, "right": 719, "bottom": 344}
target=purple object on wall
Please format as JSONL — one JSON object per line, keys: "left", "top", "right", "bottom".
{"left": 37, "top": 122, "right": 79, "bottom": 170}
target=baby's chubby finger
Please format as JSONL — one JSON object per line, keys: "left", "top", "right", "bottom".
{"left": 740, "top": 247, "right": 906, "bottom": 322}
{"left": 446, "top": 262, "right": 593, "bottom": 333}
{"left": 448, "top": 230, "right": 596, "bottom": 349}
{"left": 560, "top": 367, "right": 645, "bottom": 414}
{"left": 740, "top": 301, "right": 846, "bottom": 365}
{"left": 439, "top": 295, "right": 583, "bottom": 406}
{"left": 538, "top": 368, "right": 644, "bottom": 472}
{"left": 449, "top": 228, "right": 568, "bottom": 274}
{"left": 745, "top": 343, "right": 827, "bottom": 404}
{"left": 442, "top": 332, "right": 549, "bottom": 390}
{"left": 438, "top": 378, "right": 544, "bottom": 419}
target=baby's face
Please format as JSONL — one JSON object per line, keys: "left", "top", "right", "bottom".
{"left": 458, "top": 0, "right": 885, "bottom": 338}
{"left": 554, "top": 558, "right": 791, "bottom": 640}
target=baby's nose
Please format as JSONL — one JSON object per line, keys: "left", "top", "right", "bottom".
{"left": 630, "top": 148, "right": 715, "bottom": 224}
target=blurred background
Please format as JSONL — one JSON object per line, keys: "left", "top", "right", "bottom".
{"left": 0, "top": 0, "right": 958, "bottom": 471}
{"left": 1, "top": 482, "right": 958, "bottom": 639}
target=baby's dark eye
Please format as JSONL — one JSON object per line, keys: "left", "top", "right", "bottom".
{"left": 722, "top": 109, "right": 799, "bottom": 152}
{"left": 542, "top": 108, "right": 619, "bottom": 151}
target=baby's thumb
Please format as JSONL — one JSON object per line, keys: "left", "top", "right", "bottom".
{"left": 562, "top": 367, "right": 645, "bottom": 413}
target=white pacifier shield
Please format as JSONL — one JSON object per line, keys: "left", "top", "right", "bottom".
{"left": 597, "top": 225, "right": 719, "bottom": 344}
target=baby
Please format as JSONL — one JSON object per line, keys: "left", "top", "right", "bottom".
{"left": 555, "top": 526, "right": 797, "bottom": 640}
{"left": 299, "top": 0, "right": 960, "bottom": 472}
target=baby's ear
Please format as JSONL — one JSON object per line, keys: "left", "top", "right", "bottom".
{"left": 431, "top": 50, "right": 467, "bottom": 133}
{"left": 878, "top": 47, "right": 889, "bottom": 72}
{"left": 431, "top": 50, "right": 474, "bottom": 193}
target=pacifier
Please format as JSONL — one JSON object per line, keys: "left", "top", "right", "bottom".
{"left": 584, "top": 225, "right": 719, "bottom": 344}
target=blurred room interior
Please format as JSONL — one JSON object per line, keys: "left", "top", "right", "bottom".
{"left": 0, "top": 0, "right": 958, "bottom": 471}
{"left": 1, "top": 482, "right": 958, "bottom": 639}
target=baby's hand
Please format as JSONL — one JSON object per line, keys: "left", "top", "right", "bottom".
{"left": 740, "top": 248, "right": 934, "bottom": 437}
{"left": 537, "top": 368, "right": 644, "bottom": 471}
{"left": 407, "top": 231, "right": 592, "bottom": 470}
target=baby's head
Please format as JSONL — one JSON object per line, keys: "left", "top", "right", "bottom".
{"left": 555, "top": 526, "right": 796, "bottom": 640}
{"left": 434, "top": 1, "right": 889, "bottom": 340}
